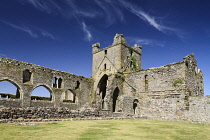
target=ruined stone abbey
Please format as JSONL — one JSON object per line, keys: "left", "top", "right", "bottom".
{"left": 1, "top": 34, "right": 210, "bottom": 123}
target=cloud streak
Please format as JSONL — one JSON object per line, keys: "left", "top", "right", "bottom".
{"left": 82, "top": 22, "right": 92, "bottom": 41}
{"left": 129, "top": 37, "right": 165, "bottom": 47}
{"left": 19, "top": 0, "right": 184, "bottom": 39}
{"left": 118, "top": 0, "right": 172, "bottom": 32}
{"left": 41, "top": 31, "right": 55, "bottom": 40}
{"left": 1, "top": 20, "right": 38, "bottom": 38}
{"left": 1, "top": 20, "right": 55, "bottom": 39}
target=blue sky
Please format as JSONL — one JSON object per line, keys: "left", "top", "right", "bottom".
{"left": 0, "top": 0, "right": 210, "bottom": 96}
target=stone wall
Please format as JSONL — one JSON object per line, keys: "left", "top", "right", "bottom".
{"left": 0, "top": 57, "right": 92, "bottom": 109}
{"left": 0, "top": 107, "right": 99, "bottom": 120}
{"left": 184, "top": 54, "right": 204, "bottom": 96}
{"left": 186, "top": 97, "right": 210, "bottom": 122}
{"left": 123, "top": 61, "right": 186, "bottom": 96}
{"left": 0, "top": 98, "right": 22, "bottom": 108}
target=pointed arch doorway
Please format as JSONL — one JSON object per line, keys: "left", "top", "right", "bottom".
{"left": 97, "top": 74, "right": 108, "bottom": 109}
{"left": 112, "top": 87, "right": 119, "bottom": 112}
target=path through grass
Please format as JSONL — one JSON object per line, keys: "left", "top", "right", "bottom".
{"left": 1, "top": 119, "right": 210, "bottom": 140}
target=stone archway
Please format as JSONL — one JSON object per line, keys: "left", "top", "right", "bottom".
{"left": 0, "top": 79, "right": 22, "bottom": 99}
{"left": 97, "top": 74, "right": 108, "bottom": 109}
{"left": 31, "top": 85, "right": 53, "bottom": 101}
{"left": 112, "top": 87, "right": 119, "bottom": 112}
{"left": 63, "top": 89, "right": 76, "bottom": 103}
{"left": 133, "top": 99, "right": 139, "bottom": 115}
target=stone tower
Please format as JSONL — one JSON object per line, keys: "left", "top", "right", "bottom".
{"left": 92, "top": 34, "right": 142, "bottom": 78}
{"left": 92, "top": 34, "right": 142, "bottom": 111}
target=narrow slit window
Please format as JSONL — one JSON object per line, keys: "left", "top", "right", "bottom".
{"left": 105, "top": 50, "right": 107, "bottom": 55}
{"left": 53, "top": 77, "right": 57, "bottom": 88}
{"left": 145, "top": 75, "right": 148, "bottom": 92}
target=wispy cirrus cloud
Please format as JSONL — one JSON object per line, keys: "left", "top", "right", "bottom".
{"left": 129, "top": 37, "right": 165, "bottom": 47}
{"left": 1, "top": 20, "right": 38, "bottom": 38}
{"left": 41, "top": 31, "right": 55, "bottom": 40}
{"left": 26, "top": 0, "right": 61, "bottom": 14}
{"left": 19, "top": 0, "right": 184, "bottom": 39}
{"left": 118, "top": 0, "right": 172, "bottom": 32}
{"left": 1, "top": 20, "right": 55, "bottom": 39}
{"left": 81, "top": 22, "right": 92, "bottom": 41}
{"left": 118, "top": 0, "right": 186, "bottom": 38}
{"left": 23, "top": 0, "right": 98, "bottom": 19}
{"left": 94, "top": 0, "right": 124, "bottom": 25}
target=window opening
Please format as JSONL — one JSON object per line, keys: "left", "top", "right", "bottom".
{"left": 31, "top": 86, "right": 52, "bottom": 101}
{"left": 23, "top": 70, "right": 31, "bottom": 83}
{"left": 58, "top": 78, "right": 62, "bottom": 88}
{"left": 0, "top": 81, "right": 20, "bottom": 99}
{"left": 63, "top": 89, "right": 76, "bottom": 103}
{"left": 53, "top": 77, "right": 57, "bottom": 88}
{"left": 113, "top": 87, "right": 119, "bottom": 112}
{"left": 105, "top": 50, "right": 107, "bottom": 55}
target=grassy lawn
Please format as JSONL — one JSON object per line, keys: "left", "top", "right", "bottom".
{"left": 0, "top": 119, "right": 210, "bottom": 140}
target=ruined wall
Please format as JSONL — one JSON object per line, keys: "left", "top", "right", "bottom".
{"left": 184, "top": 54, "right": 204, "bottom": 96}
{"left": 186, "top": 97, "right": 210, "bottom": 122}
{"left": 0, "top": 57, "right": 92, "bottom": 109}
{"left": 121, "top": 44, "right": 142, "bottom": 72}
{"left": 0, "top": 107, "right": 99, "bottom": 120}
{"left": 123, "top": 61, "right": 186, "bottom": 97}
{"left": 119, "top": 54, "right": 206, "bottom": 122}
{"left": 137, "top": 95, "right": 188, "bottom": 121}
{"left": 127, "top": 96, "right": 210, "bottom": 123}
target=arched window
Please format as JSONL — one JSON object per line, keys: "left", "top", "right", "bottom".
{"left": 58, "top": 78, "right": 62, "bottom": 88}
{"left": 52, "top": 77, "right": 57, "bottom": 88}
{"left": 133, "top": 99, "right": 139, "bottom": 115}
{"left": 0, "top": 80, "right": 20, "bottom": 99}
{"left": 75, "top": 81, "right": 80, "bottom": 89}
{"left": 31, "top": 86, "right": 52, "bottom": 101}
{"left": 63, "top": 89, "right": 76, "bottom": 103}
{"left": 104, "top": 50, "right": 107, "bottom": 55}
{"left": 23, "top": 70, "right": 32, "bottom": 83}
{"left": 113, "top": 87, "right": 119, "bottom": 112}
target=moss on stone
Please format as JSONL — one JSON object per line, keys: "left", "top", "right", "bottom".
{"left": 185, "top": 60, "right": 189, "bottom": 67}
{"left": 63, "top": 100, "right": 74, "bottom": 103}
{"left": 115, "top": 73, "right": 125, "bottom": 81}
{"left": 173, "top": 78, "right": 183, "bottom": 87}
{"left": 128, "top": 46, "right": 133, "bottom": 55}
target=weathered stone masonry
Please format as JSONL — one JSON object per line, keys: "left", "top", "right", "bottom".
{"left": 0, "top": 57, "right": 92, "bottom": 110}
{"left": 0, "top": 34, "right": 209, "bottom": 123}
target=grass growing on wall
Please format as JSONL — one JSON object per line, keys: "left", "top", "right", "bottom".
{"left": 1, "top": 119, "right": 210, "bottom": 140}
{"left": 173, "top": 78, "right": 183, "bottom": 87}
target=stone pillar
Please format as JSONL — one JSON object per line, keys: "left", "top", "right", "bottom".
{"left": 22, "top": 84, "right": 33, "bottom": 108}
{"left": 53, "top": 88, "right": 63, "bottom": 108}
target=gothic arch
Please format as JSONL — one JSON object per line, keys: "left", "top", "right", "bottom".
{"left": 112, "top": 87, "right": 119, "bottom": 112}
{"left": 63, "top": 89, "right": 76, "bottom": 103}
{"left": 31, "top": 84, "right": 53, "bottom": 101}
{"left": 133, "top": 99, "right": 139, "bottom": 115}
{"left": 97, "top": 74, "right": 108, "bottom": 109}
{"left": 0, "top": 79, "right": 22, "bottom": 99}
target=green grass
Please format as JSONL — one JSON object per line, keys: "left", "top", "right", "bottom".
{"left": 1, "top": 119, "right": 210, "bottom": 140}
